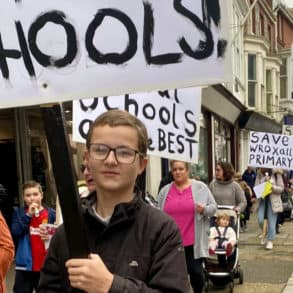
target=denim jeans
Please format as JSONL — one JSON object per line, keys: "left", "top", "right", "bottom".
{"left": 257, "top": 197, "right": 278, "bottom": 241}
{"left": 13, "top": 270, "right": 40, "bottom": 293}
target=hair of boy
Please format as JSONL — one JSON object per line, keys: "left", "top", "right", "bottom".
{"left": 86, "top": 110, "right": 148, "bottom": 156}
{"left": 22, "top": 180, "right": 43, "bottom": 194}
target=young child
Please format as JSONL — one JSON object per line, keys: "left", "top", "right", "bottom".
{"left": 11, "top": 180, "right": 56, "bottom": 293}
{"left": 209, "top": 213, "right": 236, "bottom": 256}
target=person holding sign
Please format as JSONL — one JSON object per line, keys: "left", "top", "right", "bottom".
{"left": 254, "top": 168, "right": 284, "bottom": 250}
{"left": 158, "top": 160, "right": 217, "bottom": 293}
{"left": 38, "top": 110, "right": 188, "bottom": 292}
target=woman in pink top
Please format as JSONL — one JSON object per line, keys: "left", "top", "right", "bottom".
{"left": 158, "top": 160, "right": 217, "bottom": 293}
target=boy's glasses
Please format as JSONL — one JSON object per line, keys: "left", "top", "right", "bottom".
{"left": 89, "top": 143, "right": 141, "bottom": 164}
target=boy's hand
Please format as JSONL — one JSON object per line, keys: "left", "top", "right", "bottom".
{"left": 39, "top": 224, "right": 49, "bottom": 241}
{"left": 28, "top": 202, "right": 39, "bottom": 216}
{"left": 66, "top": 254, "right": 113, "bottom": 293}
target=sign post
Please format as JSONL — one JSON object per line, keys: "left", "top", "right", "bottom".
{"left": 42, "top": 104, "right": 89, "bottom": 293}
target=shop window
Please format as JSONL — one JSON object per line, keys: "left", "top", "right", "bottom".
{"left": 190, "top": 112, "right": 208, "bottom": 183}
{"left": 213, "top": 116, "right": 231, "bottom": 164}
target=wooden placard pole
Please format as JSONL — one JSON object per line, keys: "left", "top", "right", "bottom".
{"left": 41, "top": 104, "right": 89, "bottom": 293}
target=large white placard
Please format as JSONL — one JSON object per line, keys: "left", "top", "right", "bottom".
{"left": 248, "top": 131, "right": 293, "bottom": 170}
{"left": 0, "top": 0, "right": 231, "bottom": 108}
{"left": 73, "top": 87, "right": 201, "bottom": 163}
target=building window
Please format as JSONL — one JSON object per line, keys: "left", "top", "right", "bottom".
{"left": 250, "top": 0, "right": 256, "bottom": 34}
{"left": 267, "top": 25, "right": 271, "bottom": 45}
{"left": 280, "top": 58, "right": 287, "bottom": 99}
{"left": 278, "top": 16, "right": 283, "bottom": 43}
{"left": 248, "top": 54, "right": 256, "bottom": 107}
{"left": 260, "top": 14, "right": 264, "bottom": 36}
{"left": 266, "top": 70, "right": 272, "bottom": 114}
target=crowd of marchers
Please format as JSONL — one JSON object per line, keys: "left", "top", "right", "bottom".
{"left": 0, "top": 110, "right": 292, "bottom": 293}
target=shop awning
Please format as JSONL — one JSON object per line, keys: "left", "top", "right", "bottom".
{"left": 238, "top": 110, "right": 282, "bottom": 133}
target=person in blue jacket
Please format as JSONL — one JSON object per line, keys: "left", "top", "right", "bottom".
{"left": 11, "top": 180, "right": 55, "bottom": 293}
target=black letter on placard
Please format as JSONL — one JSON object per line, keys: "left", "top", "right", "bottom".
{"left": 185, "top": 138, "right": 197, "bottom": 158}
{"left": 0, "top": 34, "right": 21, "bottom": 79}
{"left": 250, "top": 132, "right": 259, "bottom": 143}
{"left": 28, "top": 11, "right": 77, "bottom": 67}
{"left": 172, "top": 103, "right": 179, "bottom": 129}
{"left": 185, "top": 110, "right": 196, "bottom": 136}
{"left": 176, "top": 135, "right": 185, "bottom": 153}
{"left": 125, "top": 94, "right": 139, "bottom": 116}
{"left": 148, "top": 138, "right": 155, "bottom": 151}
{"left": 158, "top": 90, "right": 171, "bottom": 99}
{"left": 159, "top": 107, "right": 171, "bottom": 125}
{"left": 143, "top": 2, "right": 182, "bottom": 65}
{"left": 103, "top": 97, "right": 118, "bottom": 110}
{"left": 174, "top": 0, "right": 213, "bottom": 59}
{"left": 202, "top": 0, "right": 220, "bottom": 27}
{"left": 79, "top": 98, "right": 99, "bottom": 112}
{"left": 86, "top": 9, "right": 137, "bottom": 65}
{"left": 15, "top": 21, "right": 36, "bottom": 78}
{"left": 143, "top": 103, "right": 156, "bottom": 120}
{"left": 79, "top": 119, "right": 92, "bottom": 139}
{"left": 173, "top": 89, "right": 180, "bottom": 103}
{"left": 158, "top": 128, "right": 166, "bottom": 151}
{"left": 168, "top": 132, "right": 175, "bottom": 154}
{"left": 202, "top": 0, "right": 227, "bottom": 58}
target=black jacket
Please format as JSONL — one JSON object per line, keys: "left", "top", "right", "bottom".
{"left": 38, "top": 193, "right": 188, "bottom": 292}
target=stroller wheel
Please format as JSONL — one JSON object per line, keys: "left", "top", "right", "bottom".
{"left": 204, "top": 278, "right": 210, "bottom": 292}
{"left": 239, "top": 268, "right": 244, "bottom": 284}
{"left": 228, "top": 282, "right": 234, "bottom": 293}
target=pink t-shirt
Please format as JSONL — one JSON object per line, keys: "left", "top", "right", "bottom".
{"left": 164, "top": 184, "right": 195, "bottom": 246}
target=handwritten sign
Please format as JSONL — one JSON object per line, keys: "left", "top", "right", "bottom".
{"left": 0, "top": 0, "right": 231, "bottom": 108}
{"left": 248, "top": 131, "right": 293, "bottom": 170}
{"left": 72, "top": 88, "right": 201, "bottom": 163}
{"left": 282, "top": 125, "right": 293, "bottom": 136}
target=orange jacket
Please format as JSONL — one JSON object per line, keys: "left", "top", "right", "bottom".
{"left": 0, "top": 212, "right": 14, "bottom": 293}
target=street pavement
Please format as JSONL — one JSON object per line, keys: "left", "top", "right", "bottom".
{"left": 5, "top": 210, "right": 293, "bottom": 293}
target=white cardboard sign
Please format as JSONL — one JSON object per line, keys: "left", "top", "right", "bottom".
{"left": 73, "top": 87, "right": 202, "bottom": 163}
{"left": 0, "top": 0, "right": 231, "bottom": 108}
{"left": 248, "top": 131, "right": 293, "bottom": 170}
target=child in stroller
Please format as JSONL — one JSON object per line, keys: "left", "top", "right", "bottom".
{"left": 204, "top": 206, "right": 244, "bottom": 292}
{"left": 209, "top": 212, "right": 236, "bottom": 257}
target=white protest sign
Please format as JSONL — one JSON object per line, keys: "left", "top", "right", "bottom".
{"left": 0, "top": 0, "right": 231, "bottom": 108}
{"left": 248, "top": 131, "right": 293, "bottom": 170}
{"left": 72, "top": 87, "right": 201, "bottom": 163}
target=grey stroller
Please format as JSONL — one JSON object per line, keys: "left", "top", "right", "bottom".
{"left": 203, "top": 205, "right": 244, "bottom": 293}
